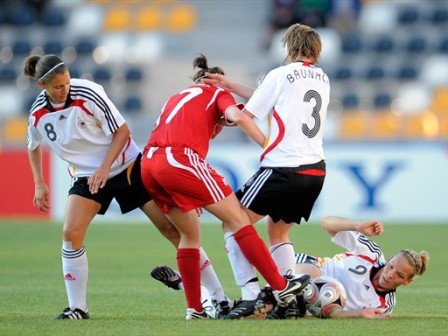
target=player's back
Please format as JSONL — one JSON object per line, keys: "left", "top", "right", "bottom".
{"left": 148, "top": 83, "right": 232, "bottom": 158}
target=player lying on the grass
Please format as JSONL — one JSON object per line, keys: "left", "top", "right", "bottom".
{"left": 263, "top": 215, "right": 430, "bottom": 319}
{"left": 151, "top": 215, "right": 429, "bottom": 319}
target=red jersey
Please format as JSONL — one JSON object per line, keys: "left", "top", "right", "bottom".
{"left": 145, "top": 83, "right": 237, "bottom": 158}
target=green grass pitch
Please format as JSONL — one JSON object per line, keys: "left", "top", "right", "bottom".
{"left": 0, "top": 219, "right": 447, "bottom": 335}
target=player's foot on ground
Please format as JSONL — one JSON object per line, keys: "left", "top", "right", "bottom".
{"left": 260, "top": 285, "right": 276, "bottom": 305}
{"left": 55, "top": 307, "right": 89, "bottom": 320}
{"left": 273, "top": 274, "right": 311, "bottom": 306}
{"left": 224, "top": 295, "right": 266, "bottom": 320}
{"left": 213, "top": 298, "right": 233, "bottom": 319}
{"left": 265, "top": 299, "right": 300, "bottom": 319}
{"left": 185, "top": 308, "right": 211, "bottom": 320}
{"left": 150, "top": 265, "right": 182, "bottom": 290}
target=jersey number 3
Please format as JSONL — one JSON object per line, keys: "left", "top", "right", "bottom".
{"left": 302, "top": 90, "right": 322, "bottom": 138}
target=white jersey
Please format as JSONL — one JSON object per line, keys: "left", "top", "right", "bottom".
{"left": 308, "top": 231, "right": 396, "bottom": 313}
{"left": 245, "top": 62, "right": 330, "bottom": 167}
{"left": 26, "top": 78, "right": 140, "bottom": 178}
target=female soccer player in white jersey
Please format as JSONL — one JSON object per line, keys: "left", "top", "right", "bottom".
{"left": 140, "top": 54, "right": 310, "bottom": 320}
{"left": 24, "top": 54, "right": 229, "bottom": 320}
{"left": 292, "top": 216, "right": 429, "bottom": 318}
{"left": 203, "top": 23, "right": 329, "bottom": 319}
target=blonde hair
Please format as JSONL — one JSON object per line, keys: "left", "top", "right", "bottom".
{"left": 282, "top": 23, "right": 322, "bottom": 64}
{"left": 399, "top": 249, "right": 429, "bottom": 277}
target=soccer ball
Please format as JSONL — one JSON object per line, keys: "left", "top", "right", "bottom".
{"left": 303, "top": 276, "right": 347, "bottom": 318}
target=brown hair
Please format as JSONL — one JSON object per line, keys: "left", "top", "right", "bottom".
{"left": 399, "top": 249, "right": 429, "bottom": 277}
{"left": 282, "top": 23, "right": 322, "bottom": 64}
{"left": 192, "top": 54, "right": 225, "bottom": 82}
{"left": 23, "top": 54, "right": 67, "bottom": 83}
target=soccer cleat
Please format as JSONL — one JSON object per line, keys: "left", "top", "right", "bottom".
{"left": 185, "top": 308, "right": 211, "bottom": 320}
{"left": 296, "top": 294, "right": 307, "bottom": 318}
{"left": 260, "top": 285, "right": 275, "bottom": 305}
{"left": 273, "top": 274, "right": 311, "bottom": 306}
{"left": 150, "top": 265, "right": 182, "bottom": 290}
{"left": 55, "top": 307, "right": 89, "bottom": 320}
{"left": 212, "top": 298, "right": 233, "bottom": 319}
{"left": 224, "top": 295, "right": 266, "bottom": 320}
{"left": 265, "top": 299, "right": 300, "bottom": 319}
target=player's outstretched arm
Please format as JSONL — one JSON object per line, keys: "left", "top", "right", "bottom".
{"left": 203, "top": 73, "right": 255, "bottom": 100}
{"left": 330, "top": 307, "right": 390, "bottom": 319}
{"left": 321, "top": 216, "right": 384, "bottom": 237}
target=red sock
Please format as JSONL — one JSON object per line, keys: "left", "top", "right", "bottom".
{"left": 177, "top": 248, "right": 202, "bottom": 312}
{"left": 234, "top": 225, "right": 287, "bottom": 290}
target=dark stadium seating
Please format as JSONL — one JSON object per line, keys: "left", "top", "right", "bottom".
{"left": 341, "top": 93, "right": 360, "bottom": 110}
{"left": 438, "top": 36, "right": 448, "bottom": 53}
{"left": 333, "top": 66, "right": 353, "bottom": 81}
{"left": 43, "top": 39, "right": 64, "bottom": 55}
{"left": 9, "top": 5, "right": 37, "bottom": 26}
{"left": 74, "top": 38, "right": 96, "bottom": 56}
{"left": 125, "top": 67, "right": 143, "bottom": 82}
{"left": 123, "top": 96, "right": 143, "bottom": 113}
{"left": 341, "top": 34, "right": 363, "bottom": 54}
{"left": 405, "top": 36, "right": 427, "bottom": 54}
{"left": 364, "top": 65, "right": 386, "bottom": 80}
{"left": 373, "top": 92, "right": 392, "bottom": 109}
{"left": 41, "top": 8, "right": 66, "bottom": 27}
{"left": 12, "top": 40, "right": 32, "bottom": 56}
{"left": 397, "top": 7, "right": 419, "bottom": 25}
{"left": 430, "top": 7, "right": 448, "bottom": 25}
{"left": 0, "top": 67, "right": 17, "bottom": 83}
{"left": 372, "top": 35, "right": 395, "bottom": 54}
{"left": 396, "top": 64, "right": 418, "bottom": 80}
{"left": 93, "top": 67, "right": 112, "bottom": 82}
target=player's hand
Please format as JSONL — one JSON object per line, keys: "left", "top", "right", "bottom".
{"left": 360, "top": 308, "right": 390, "bottom": 319}
{"left": 203, "top": 73, "right": 233, "bottom": 92}
{"left": 88, "top": 166, "right": 110, "bottom": 194}
{"left": 359, "top": 220, "right": 384, "bottom": 237}
{"left": 33, "top": 183, "right": 50, "bottom": 212}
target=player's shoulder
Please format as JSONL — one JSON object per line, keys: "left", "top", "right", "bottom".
{"left": 70, "top": 78, "right": 108, "bottom": 102}
{"left": 29, "top": 90, "right": 47, "bottom": 114}
{"left": 70, "top": 78, "right": 103, "bottom": 91}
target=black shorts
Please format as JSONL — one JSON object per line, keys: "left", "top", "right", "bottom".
{"left": 68, "top": 153, "right": 152, "bottom": 215}
{"left": 236, "top": 160, "right": 325, "bottom": 224}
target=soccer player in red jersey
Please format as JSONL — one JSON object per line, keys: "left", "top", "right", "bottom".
{"left": 141, "top": 54, "right": 310, "bottom": 320}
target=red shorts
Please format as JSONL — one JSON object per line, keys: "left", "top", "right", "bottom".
{"left": 141, "top": 147, "right": 233, "bottom": 213}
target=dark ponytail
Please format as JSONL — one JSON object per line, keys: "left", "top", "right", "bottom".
{"left": 192, "top": 54, "right": 225, "bottom": 82}
{"left": 23, "top": 54, "right": 67, "bottom": 82}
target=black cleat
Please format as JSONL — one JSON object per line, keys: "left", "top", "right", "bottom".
{"left": 224, "top": 295, "right": 266, "bottom": 320}
{"left": 55, "top": 307, "right": 89, "bottom": 320}
{"left": 150, "top": 265, "right": 182, "bottom": 290}
{"left": 266, "top": 299, "right": 300, "bottom": 319}
{"left": 273, "top": 274, "right": 311, "bottom": 306}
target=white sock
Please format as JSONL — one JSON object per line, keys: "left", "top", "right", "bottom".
{"left": 269, "top": 242, "right": 296, "bottom": 276}
{"left": 199, "top": 247, "right": 226, "bottom": 302}
{"left": 62, "top": 241, "right": 88, "bottom": 312}
{"left": 224, "top": 232, "right": 259, "bottom": 300}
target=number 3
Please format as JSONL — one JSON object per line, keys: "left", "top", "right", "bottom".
{"left": 302, "top": 89, "right": 322, "bottom": 138}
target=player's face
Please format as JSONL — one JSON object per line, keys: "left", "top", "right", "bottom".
{"left": 375, "top": 255, "right": 414, "bottom": 291}
{"left": 43, "top": 70, "right": 71, "bottom": 104}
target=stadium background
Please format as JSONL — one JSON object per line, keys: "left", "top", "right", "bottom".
{"left": 0, "top": 0, "right": 447, "bottom": 223}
